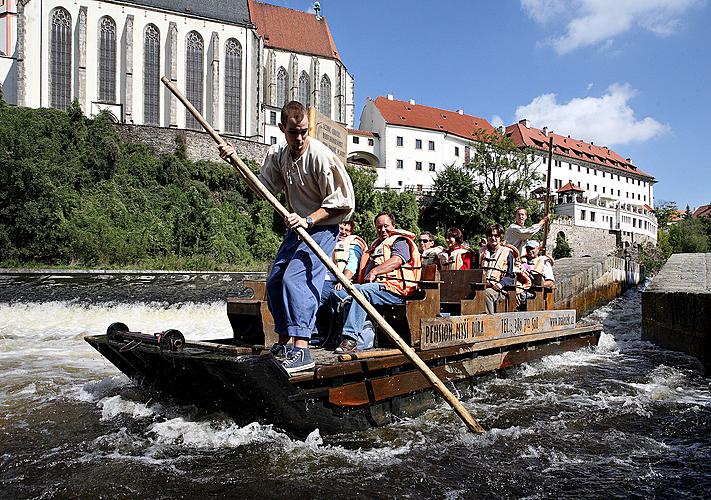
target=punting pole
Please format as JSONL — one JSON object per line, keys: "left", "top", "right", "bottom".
{"left": 161, "top": 76, "right": 485, "bottom": 434}
{"left": 542, "top": 134, "right": 554, "bottom": 254}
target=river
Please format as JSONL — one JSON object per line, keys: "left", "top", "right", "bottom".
{"left": 0, "top": 274, "right": 709, "bottom": 498}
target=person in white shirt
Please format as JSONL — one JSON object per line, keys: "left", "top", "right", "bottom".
{"left": 504, "top": 207, "right": 549, "bottom": 257}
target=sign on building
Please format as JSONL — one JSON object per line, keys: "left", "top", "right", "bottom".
{"left": 308, "top": 107, "right": 347, "bottom": 166}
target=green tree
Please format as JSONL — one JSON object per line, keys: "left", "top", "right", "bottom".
{"left": 552, "top": 232, "right": 572, "bottom": 259}
{"left": 668, "top": 218, "right": 709, "bottom": 253}
{"left": 653, "top": 200, "right": 679, "bottom": 227}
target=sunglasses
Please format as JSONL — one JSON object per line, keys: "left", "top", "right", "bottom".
{"left": 419, "top": 239, "right": 431, "bottom": 243}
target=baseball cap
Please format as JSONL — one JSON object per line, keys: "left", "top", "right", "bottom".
{"left": 525, "top": 240, "right": 540, "bottom": 249}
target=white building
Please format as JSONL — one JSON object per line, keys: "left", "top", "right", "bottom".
{"left": 353, "top": 95, "right": 495, "bottom": 191}
{"left": 1, "top": 0, "right": 353, "bottom": 143}
{"left": 506, "top": 120, "right": 658, "bottom": 245}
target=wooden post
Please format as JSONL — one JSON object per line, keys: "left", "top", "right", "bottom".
{"left": 542, "top": 134, "right": 554, "bottom": 254}
{"left": 161, "top": 77, "right": 485, "bottom": 434}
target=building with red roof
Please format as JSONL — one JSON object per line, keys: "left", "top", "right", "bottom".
{"left": 350, "top": 95, "right": 494, "bottom": 191}
{"left": 507, "top": 119, "right": 658, "bottom": 245}
{"left": 692, "top": 204, "right": 711, "bottom": 219}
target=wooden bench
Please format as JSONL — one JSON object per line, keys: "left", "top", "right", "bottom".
{"left": 439, "top": 269, "right": 487, "bottom": 315}
{"left": 227, "top": 279, "right": 278, "bottom": 347}
{"left": 524, "top": 273, "right": 555, "bottom": 311}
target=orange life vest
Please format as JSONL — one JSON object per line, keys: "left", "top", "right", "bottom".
{"left": 531, "top": 255, "right": 554, "bottom": 274}
{"left": 358, "top": 229, "right": 421, "bottom": 296}
{"left": 480, "top": 244, "right": 513, "bottom": 285}
{"left": 441, "top": 246, "right": 472, "bottom": 271}
{"left": 333, "top": 235, "right": 367, "bottom": 272}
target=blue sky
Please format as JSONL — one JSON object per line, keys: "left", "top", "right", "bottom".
{"left": 276, "top": 0, "right": 710, "bottom": 209}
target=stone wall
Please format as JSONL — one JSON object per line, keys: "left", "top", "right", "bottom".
{"left": 642, "top": 253, "right": 711, "bottom": 369}
{"left": 544, "top": 219, "right": 619, "bottom": 258}
{"left": 114, "top": 124, "right": 270, "bottom": 165}
{"left": 553, "top": 256, "right": 643, "bottom": 316}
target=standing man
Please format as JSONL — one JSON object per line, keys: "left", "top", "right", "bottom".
{"left": 505, "top": 207, "right": 549, "bottom": 257}
{"left": 219, "top": 101, "right": 354, "bottom": 374}
{"left": 418, "top": 231, "right": 443, "bottom": 266}
{"left": 331, "top": 212, "right": 421, "bottom": 353}
{"left": 481, "top": 223, "right": 516, "bottom": 314}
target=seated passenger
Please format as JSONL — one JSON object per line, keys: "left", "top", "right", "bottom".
{"left": 523, "top": 240, "right": 555, "bottom": 288}
{"left": 312, "top": 221, "right": 366, "bottom": 344}
{"left": 439, "top": 227, "right": 478, "bottom": 270}
{"left": 331, "top": 212, "right": 421, "bottom": 354}
{"left": 418, "top": 231, "right": 444, "bottom": 266}
{"left": 480, "top": 223, "right": 516, "bottom": 314}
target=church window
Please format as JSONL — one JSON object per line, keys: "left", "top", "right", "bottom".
{"left": 185, "top": 31, "right": 204, "bottom": 130}
{"left": 319, "top": 74, "right": 331, "bottom": 117}
{"left": 143, "top": 24, "right": 160, "bottom": 125}
{"left": 224, "top": 38, "right": 242, "bottom": 134}
{"left": 98, "top": 16, "right": 117, "bottom": 102}
{"left": 298, "top": 71, "right": 310, "bottom": 107}
{"left": 276, "top": 67, "right": 288, "bottom": 107}
{"left": 50, "top": 8, "right": 72, "bottom": 110}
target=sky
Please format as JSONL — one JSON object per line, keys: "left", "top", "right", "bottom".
{"left": 274, "top": 0, "right": 710, "bottom": 210}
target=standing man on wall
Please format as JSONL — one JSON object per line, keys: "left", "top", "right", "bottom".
{"left": 505, "top": 207, "right": 549, "bottom": 257}
{"left": 219, "top": 101, "right": 354, "bottom": 374}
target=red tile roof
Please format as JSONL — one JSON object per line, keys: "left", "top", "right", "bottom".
{"left": 692, "top": 204, "right": 711, "bottom": 218}
{"left": 249, "top": 1, "right": 341, "bottom": 61}
{"left": 668, "top": 209, "right": 686, "bottom": 222}
{"left": 558, "top": 182, "right": 585, "bottom": 193}
{"left": 372, "top": 97, "right": 495, "bottom": 141}
{"left": 505, "top": 121, "right": 655, "bottom": 180}
{"left": 348, "top": 128, "right": 379, "bottom": 138}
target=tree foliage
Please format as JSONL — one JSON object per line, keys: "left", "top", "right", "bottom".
{"left": 0, "top": 105, "right": 419, "bottom": 270}
{"left": 552, "top": 232, "right": 572, "bottom": 259}
{"left": 421, "top": 131, "right": 542, "bottom": 243}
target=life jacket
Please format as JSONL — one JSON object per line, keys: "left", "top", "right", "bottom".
{"left": 358, "top": 229, "right": 421, "bottom": 296}
{"left": 530, "top": 255, "right": 554, "bottom": 274}
{"left": 441, "top": 246, "right": 472, "bottom": 271}
{"left": 332, "top": 234, "right": 367, "bottom": 272}
{"left": 513, "top": 260, "right": 532, "bottom": 292}
{"left": 480, "top": 244, "right": 513, "bottom": 285}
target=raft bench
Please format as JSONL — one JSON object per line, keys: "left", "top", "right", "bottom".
{"left": 439, "top": 269, "right": 487, "bottom": 315}
{"left": 227, "top": 279, "right": 278, "bottom": 347}
{"left": 526, "top": 273, "right": 555, "bottom": 311}
{"left": 371, "top": 264, "right": 440, "bottom": 349}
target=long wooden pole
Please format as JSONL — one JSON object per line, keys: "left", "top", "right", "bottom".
{"left": 161, "top": 77, "right": 485, "bottom": 433}
{"left": 541, "top": 134, "right": 554, "bottom": 254}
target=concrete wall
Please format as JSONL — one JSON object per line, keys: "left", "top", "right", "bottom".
{"left": 114, "top": 124, "right": 269, "bottom": 165}
{"left": 642, "top": 253, "right": 711, "bottom": 369}
{"left": 553, "top": 256, "right": 643, "bottom": 316}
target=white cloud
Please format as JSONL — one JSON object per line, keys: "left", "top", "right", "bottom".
{"left": 521, "top": 0, "right": 700, "bottom": 54}
{"left": 514, "top": 83, "right": 670, "bottom": 146}
{"left": 490, "top": 115, "right": 504, "bottom": 129}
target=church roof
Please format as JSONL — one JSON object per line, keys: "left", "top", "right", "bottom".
{"left": 250, "top": 1, "right": 341, "bottom": 61}
{"left": 372, "top": 96, "right": 495, "bottom": 141}
{"left": 506, "top": 120, "right": 655, "bottom": 181}
{"left": 118, "top": 0, "right": 251, "bottom": 25}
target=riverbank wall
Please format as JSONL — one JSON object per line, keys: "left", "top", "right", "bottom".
{"left": 642, "top": 253, "right": 711, "bottom": 369}
{"left": 553, "top": 256, "right": 643, "bottom": 316}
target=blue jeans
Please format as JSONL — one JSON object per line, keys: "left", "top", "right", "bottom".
{"left": 331, "top": 283, "right": 404, "bottom": 350}
{"left": 267, "top": 225, "right": 338, "bottom": 339}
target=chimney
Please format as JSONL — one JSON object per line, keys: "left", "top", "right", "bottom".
{"left": 519, "top": 118, "right": 529, "bottom": 128}
{"left": 387, "top": 94, "right": 394, "bottom": 100}
{"left": 409, "top": 99, "right": 416, "bottom": 105}
{"left": 542, "top": 126, "right": 548, "bottom": 136}
{"left": 626, "top": 157, "right": 631, "bottom": 163}
{"left": 457, "top": 109, "right": 464, "bottom": 115}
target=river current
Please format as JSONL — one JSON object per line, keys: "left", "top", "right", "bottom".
{"left": 0, "top": 275, "right": 709, "bottom": 498}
